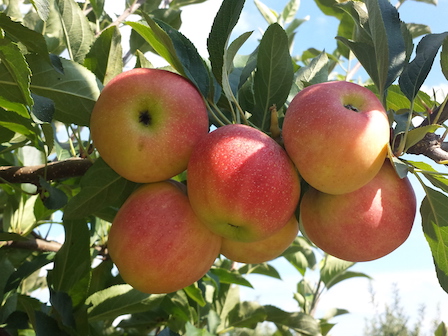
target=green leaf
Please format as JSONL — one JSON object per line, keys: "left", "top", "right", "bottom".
{"left": 134, "top": 49, "right": 153, "bottom": 69}
{"left": 254, "top": 0, "right": 278, "bottom": 25}
{"left": 0, "top": 39, "right": 33, "bottom": 107}
{"left": 154, "top": 17, "right": 210, "bottom": 97}
{"left": 126, "top": 19, "right": 184, "bottom": 75}
{"left": 283, "top": 236, "right": 317, "bottom": 275}
{"left": 0, "top": 107, "right": 37, "bottom": 138}
{"left": 86, "top": 284, "right": 165, "bottom": 322}
{"left": 0, "top": 232, "right": 28, "bottom": 241}
{"left": 30, "top": 0, "right": 51, "bottom": 21}
{"left": 406, "top": 23, "right": 431, "bottom": 39}
{"left": 207, "top": 0, "right": 246, "bottom": 86}
{"left": 399, "top": 32, "right": 448, "bottom": 102}
{"left": 169, "top": 0, "right": 208, "bottom": 9}
{"left": 281, "top": 0, "right": 301, "bottom": 25}
{"left": 441, "top": 35, "right": 448, "bottom": 81}
{"left": 49, "top": 288, "right": 76, "bottom": 330}
{"left": 63, "top": 158, "right": 139, "bottom": 220}
{"left": 38, "top": 177, "right": 68, "bottom": 210}
{"left": 31, "top": 93, "right": 55, "bottom": 123}
{"left": 25, "top": 54, "right": 102, "bottom": 126}
{"left": 409, "top": 161, "right": 448, "bottom": 193}
{"left": 434, "top": 322, "right": 448, "bottom": 336}
{"left": 0, "top": 12, "right": 50, "bottom": 61}
{"left": 253, "top": 23, "right": 293, "bottom": 132}
{"left": 50, "top": 218, "right": 91, "bottom": 293}
{"left": 35, "top": 311, "right": 69, "bottom": 335}
{"left": 0, "top": 255, "right": 15, "bottom": 300}
{"left": 185, "top": 323, "right": 214, "bottom": 336}
{"left": 404, "top": 124, "right": 441, "bottom": 152}
{"left": 89, "top": 0, "right": 105, "bottom": 19}
{"left": 365, "top": 0, "right": 407, "bottom": 95}
{"left": 295, "top": 51, "right": 329, "bottom": 90}
{"left": 84, "top": 25, "right": 123, "bottom": 85}
{"left": 227, "top": 301, "right": 267, "bottom": 329}
{"left": 238, "top": 263, "right": 282, "bottom": 279}
{"left": 264, "top": 305, "right": 321, "bottom": 335}
{"left": 183, "top": 283, "right": 206, "bottom": 307}
{"left": 209, "top": 268, "right": 253, "bottom": 288}
{"left": 54, "top": 0, "right": 94, "bottom": 63}
{"left": 5, "top": 252, "right": 55, "bottom": 293}
{"left": 419, "top": 186, "right": 448, "bottom": 293}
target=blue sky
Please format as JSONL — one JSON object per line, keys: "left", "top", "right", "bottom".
{"left": 177, "top": 0, "right": 448, "bottom": 334}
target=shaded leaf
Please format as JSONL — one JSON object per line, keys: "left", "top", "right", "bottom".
{"left": 30, "top": 0, "right": 51, "bottom": 21}
{"left": 295, "top": 51, "right": 329, "bottom": 90}
{"left": 253, "top": 23, "right": 293, "bottom": 132}
{"left": 365, "top": 0, "right": 407, "bottom": 94}
{"left": 63, "top": 158, "right": 139, "bottom": 220}
{"left": 209, "top": 268, "right": 253, "bottom": 288}
{"left": 419, "top": 186, "right": 448, "bottom": 293}
{"left": 50, "top": 218, "right": 91, "bottom": 293}
{"left": 227, "top": 301, "right": 267, "bottom": 329}
{"left": 404, "top": 124, "right": 441, "bottom": 152}
{"left": 0, "top": 12, "right": 50, "bottom": 61}
{"left": 38, "top": 177, "right": 68, "bottom": 210}
{"left": 154, "top": 17, "right": 210, "bottom": 97}
{"left": 207, "top": 0, "right": 245, "bottom": 86}
{"left": 399, "top": 32, "right": 448, "bottom": 102}
{"left": 441, "top": 35, "right": 448, "bottom": 81}
{"left": 264, "top": 305, "right": 321, "bottom": 335}
{"left": 238, "top": 263, "right": 282, "bottom": 279}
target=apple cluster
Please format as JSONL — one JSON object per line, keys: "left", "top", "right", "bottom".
{"left": 90, "top": 69, "right": 416, "bottom": 294}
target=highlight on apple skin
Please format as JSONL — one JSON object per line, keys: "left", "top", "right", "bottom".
{"left": 90, "top": 68, "right": 209, "bottom": 184}
{"left": 187, "top": 124, "right": 301, "bottom": 243}
{"left": 299, "top": 160, "right": 417, "bottom": 262}
{"left": 107, "top": 180, "right": 222, "bottom": 294}
{"left": 220, "top": 215, "right": 299, "bottom": 264}
{"left": 282, "top": 81, "right": 390, "bottom": 195}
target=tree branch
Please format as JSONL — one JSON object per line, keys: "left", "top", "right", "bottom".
{"left": 0, "top": 158, "right": 93, "bottom": 185}
{"left": 406, "top": 132, "right": 448, "bottom": 164}
{"left": 2, "top": 237, "right": 62, "bottom": 253}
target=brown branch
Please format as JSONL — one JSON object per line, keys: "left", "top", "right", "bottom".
{"left": 407, "top": 132, "right": 448, "bottom": 163}
{"left": 2, "top": 238, "right": 62, "bottom": 253}
{"left": 0, "top": 158, "right": 93, "bottom": 185}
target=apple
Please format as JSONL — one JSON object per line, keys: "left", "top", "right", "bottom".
{"left": 299, "top": 160, "right": 416, "bottom": 262}
{"left": 282, "top": 81, "right": 390, "bottom": 195}
{"left": 220, "top": 215, "right": 299, "bottom": 264}
{"left": 90, "top": 68, "right": 209, "bottom": 183}
{"left": 187, "top": 124, "right": 301, "bottom": 243}
{"left": 107, "top": 180, "right": 222, "bottom": 294}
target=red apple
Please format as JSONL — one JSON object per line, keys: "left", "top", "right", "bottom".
{"left": 90, "top": 68, "right": 209, "bottom": 183}
{"left": 220, "top": 215, "right": 299, "bottom": 264}
{"left": 187, "top": 124, "right": 301, "bottom": 242}
{"left": 107, "top": 181, "right": 222, "bottom": 294}
{"left": 282, "top": 81, "right": 390, "bottom": 195}
{"left": 299, "top": 160, "right": 416, "bottom": 262}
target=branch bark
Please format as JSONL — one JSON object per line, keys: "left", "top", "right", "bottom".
{"left": 406, "top": 132, "right": 448, "bottom": 164}
{"left": 2, "top": 237, "right": 62, "bottom": 252}
{"left": 0, "top": 158, "right": 93, "bottom": 185}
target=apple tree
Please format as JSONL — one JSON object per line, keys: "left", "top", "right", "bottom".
{"left": 0, "top": 0, "right": 447, "bottom": 335}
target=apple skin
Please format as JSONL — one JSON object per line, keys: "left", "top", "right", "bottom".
{"left": 90, "top": 68, "right": 209, "bottom": 183}
{"left": 220, "top": 215, "right": 299, "bottom": 264}
{"left": 282, "top": 81, "right": 390, "bottom": 195}
{"left": 299, "top": 160, "right": 416, "bottom": 262}
{"left": 187, "top": 124, "right": 301, "bottom": 243}
{"left": 107, "top": 180, "right": 222, "bottom": 294}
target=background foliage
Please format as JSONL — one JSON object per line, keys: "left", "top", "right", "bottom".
{"left": 0, "top": 0, "right": 448, "bottom": 335}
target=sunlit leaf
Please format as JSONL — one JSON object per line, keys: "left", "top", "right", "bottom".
{"left": 254, "top": 0, "right": 278, "bottom": 25}
{"left": 84, "top": 25, "right": 123, "bottom": 85}
{"left": 209, "top": 268, "right": 253, "bottom": 288}
{"left": 238, "top": 263, "right": 282, "bottom": 279}
{"left": 55, "top": 0, "right": 94, "bottom": 63}
{"left": 264, "top": 305, "right": 321, "bottom": 335}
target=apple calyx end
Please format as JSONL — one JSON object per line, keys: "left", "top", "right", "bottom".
{"left": 344, "top": 104, "right": 360, "bottom": 112}
{"left": 139, "top": 110, "right": 152, "bottom": 126}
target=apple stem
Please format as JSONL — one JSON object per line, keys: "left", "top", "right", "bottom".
{"left": 270, "top": 105, "right": 283, "bottom": 146}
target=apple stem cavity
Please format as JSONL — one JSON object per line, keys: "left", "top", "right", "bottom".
{"left": 139, "top": 110, "right": 152, "bottom": 126}
{"left": 344, "top": 104, "right": 360, "bottom": 112}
